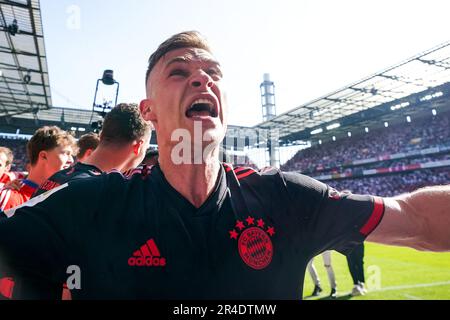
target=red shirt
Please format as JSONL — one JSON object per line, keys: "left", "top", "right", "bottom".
{"left": 0, "top": 179, "right": 38, "bottom": 212}
{"left": 0, "top": 171, "right": 26, "bottom": 181}
{"left": 0, "top": 173, "right": 11, "bottom": 188}
{"left": 0, "top": 172, "right": 26, "bottom": 190}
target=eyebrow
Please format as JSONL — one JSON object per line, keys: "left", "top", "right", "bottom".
{"left": 165, "top": 57, "right": 189, "bottom": 67}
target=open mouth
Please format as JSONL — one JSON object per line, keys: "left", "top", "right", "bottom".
{"left": 185, "top": 98, "right": 218, "bottom": 118}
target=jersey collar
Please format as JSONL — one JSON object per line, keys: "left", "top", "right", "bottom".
{"left": 75, "top": 162, "right": 103, "bottom": 174}
{"left": 152, "top": 164, "right": 228, "bottom": 217}
{"left": 22, "top": 178, "right": 39, "bottom": 189}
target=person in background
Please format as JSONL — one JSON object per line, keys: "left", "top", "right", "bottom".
{"left": 307, "top": 251, "right": 338, "bottom": 298}
{"left": 0, "top": 126, "right": 75, "bottom": 299}
{"left": 141, "top": 149, "right": 159, "bottom": 167}
{"left": 75, "top": 133, "right": 100, "bottom": 163}
{"left": 0, "top": 147, "right": 15, "bottom": 189}
{"left": 34, "top": 103, "right": 152, "bottom": 197}
{"left": 347, "top": 243, "right": 367, "bottom": 296}
{"left": 0, "top": 126, "right": 75, "bottom": 211}
{"left": 340, "top": 189, "right": 368, "bottom": 297}
{"left": 8, "top": 103, "right": 151, "bottom": 300}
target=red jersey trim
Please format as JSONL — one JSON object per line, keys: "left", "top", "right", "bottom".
{"left": 236, "top": 170, "right": 257, "bottom": 180}
{"left": 223, "top": 163, "right": 233, "bottom": 172}
{"left": 359, "top": 196, "right": 385, "bottom": 236}
{"left": 234, "top": 167, "right": 258, "bottom": 180}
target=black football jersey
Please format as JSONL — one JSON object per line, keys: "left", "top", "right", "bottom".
{"left": 0, "top": 164, "right": 384, "bottom": 299}
{"left": 33, "top": 162, "right": 102, "bottom": 197}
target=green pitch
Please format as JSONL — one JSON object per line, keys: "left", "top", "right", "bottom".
{"left": 303, "top": 242, "right": 450, "bottom": 300}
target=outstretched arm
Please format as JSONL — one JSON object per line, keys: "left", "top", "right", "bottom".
{"left": 367, "top": 185, "right": 450, "bottom": 252}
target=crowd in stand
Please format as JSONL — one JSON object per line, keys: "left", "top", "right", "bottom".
{"left": 0, "top": 138, "right": 28, "bottom": 172}
{"left": 329, "top": 168, "right": 450, "bottom": 197}
{"left": 279, "top": 111, "right": 450, "bottom": 197}
{"left": 282, "top": 112, "right": 450, "bottom": 174}
{"left": 315, "top": 153, "right": 450, "bottom": 177}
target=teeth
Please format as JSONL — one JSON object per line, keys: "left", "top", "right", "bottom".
{"left": 186, "top": 97, "right": 219, "bottom": 118}
{"left": 190, "top": 98, "right": 214, "bottom": 108}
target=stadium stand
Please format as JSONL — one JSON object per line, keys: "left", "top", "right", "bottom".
{"left": 329, "top": 168, "right": 450, "bottom": 197}
{"left": 281, "top": 111, "right": 450, "bottom": 174}
{"left": 281, "top": 110, "right": 450, "bottom": 197}
{"left": 0, "top": 138, "right": 28, "bottom": 172}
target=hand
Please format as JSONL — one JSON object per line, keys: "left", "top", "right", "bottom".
{"left": 3, "top": 179, "right": 23, "bottom": 191}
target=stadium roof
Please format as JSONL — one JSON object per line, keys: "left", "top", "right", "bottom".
{"left": 11, "top": 106, "right": 103, "bottom": 126}
{"left": 0, "top": 0, "right": 51, "bottom": 118}
{"left": 256, "top": 41, "right": 450, "bottom": 143}
{"left": 0, "top": 105, "right": 104, "bottom": 136}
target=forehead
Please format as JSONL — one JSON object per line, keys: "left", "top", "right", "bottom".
{"left": 61, "top": 144, "right": 74, "bottom": 152}
{"left": 147, "top": 47, "right": 221, "bottom": 94}
{"left": 50, "top": 144, "right": 73, "bottom": 153}
{"left": 160, "top": 47, "right": 219, "bottom": 69}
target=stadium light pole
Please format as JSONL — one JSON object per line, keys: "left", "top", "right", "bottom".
{"left": 90, "top": 70, "right": 120, "bottom": 132}
{"left": 92, "top": 70, "right": 120, "bottom": 110}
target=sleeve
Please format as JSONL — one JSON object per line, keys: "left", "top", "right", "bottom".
{"left": 0, "top": 189, "right": 14, "bottom": 211}
{"left": 282, "top": 172, "right": 384, "bottom": 256}
{"left": 0, "top": 176, "right": 105, "bottom": 284}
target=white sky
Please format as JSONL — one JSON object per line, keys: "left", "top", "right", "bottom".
{"left": 40, "top": 0, "right": 450, "bottom": 127}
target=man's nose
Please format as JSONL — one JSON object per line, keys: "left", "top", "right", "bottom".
{"left": 190, "top": 71, "right": 213, "bottom": 89}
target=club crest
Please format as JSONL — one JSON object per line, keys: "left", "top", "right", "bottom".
{"left": 229, "top": 216, "right": 275, "bottom": 270}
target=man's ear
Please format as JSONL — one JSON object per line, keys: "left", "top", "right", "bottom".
{"left": 132, "top": 140, "right": 144, "bottom": 156}
{"left": 84, "top": 149, "right": 94, "bottom": 158}
{"left": 139, "top": 99, "right": 156, "bottom": 122}
{"left": 38, "top": 150, "right": 48, "bottom": 161}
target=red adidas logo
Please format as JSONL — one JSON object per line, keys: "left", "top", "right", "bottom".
{"left": 128, "top": 239, "right": 166, "bottom": 267}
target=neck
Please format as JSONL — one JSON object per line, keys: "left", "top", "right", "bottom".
{"left": 83, "top": 145, "right": 132, "bottom": 173}
{"left": 158, "top": 145, "right": 221, "bottom": 208}
{"left": 27, "top": 166, "right": 48, "bottom": 186}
